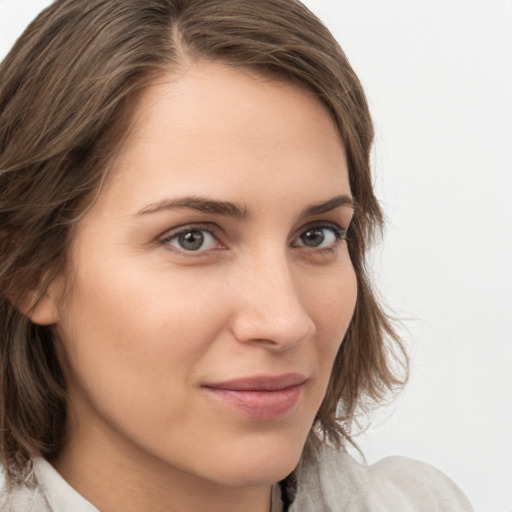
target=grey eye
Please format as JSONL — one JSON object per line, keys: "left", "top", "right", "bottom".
{"left": 178, "top": 231, "right": 205, "bottom": 251}
{"left": 165, "top": 229, "right": 218, "bottom": 252}
{"left": 294, "top": 226, "right": 342, "bottom": 249}
{"left": 299, "top": 228, "right": 327, "bottom": 247}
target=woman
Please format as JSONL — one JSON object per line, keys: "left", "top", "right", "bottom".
{"left": 0, "top": 0, "right": 473, "bottom": 510}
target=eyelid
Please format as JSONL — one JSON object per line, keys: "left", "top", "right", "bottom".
{"left": 291, "top": 221, "right": 348, "bottom": 249}
{"left": 158, "top": 223, "right": 224, "bottom": 253}
{"left": 156, "top": 219, "right": 348, "bottom": 256}
{"left": 294, "top": 221, "right": 347, "bottom": 239}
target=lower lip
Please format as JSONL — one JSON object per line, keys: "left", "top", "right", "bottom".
{"left": 204, "top": 384, "right": 304, "bottom": 420}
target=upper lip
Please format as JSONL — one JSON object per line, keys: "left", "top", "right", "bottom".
{"left": 203, "top": 373, "right": 307, "bottom": 391}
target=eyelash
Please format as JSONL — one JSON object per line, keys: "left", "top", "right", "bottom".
{"left": 158, "top": 222, "right": 348, "bottom": 255}
{"left": 159, "top": 223, "right": 222, "bottom": 255}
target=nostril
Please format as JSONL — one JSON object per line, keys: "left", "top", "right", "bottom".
{"left": 230, "top": 304, "right": 315, "bottom": 350}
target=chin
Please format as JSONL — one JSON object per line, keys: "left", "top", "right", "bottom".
{"left": 201, "top": 433, "right": 306, "bottom": 487}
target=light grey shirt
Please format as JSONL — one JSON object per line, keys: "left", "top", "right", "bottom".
{"left": 0, "top": 445, "right": 473, "bottom": 511}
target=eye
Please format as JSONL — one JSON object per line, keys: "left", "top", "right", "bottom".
{"left": 293, "top": 224, "right": 346, "bottom": 249}
{"left": 161, "top": 227, "right": 220, "bottom": 252}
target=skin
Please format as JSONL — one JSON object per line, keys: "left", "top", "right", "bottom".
{"left": 32, "top": 61, "right": 357, "bottom": 512}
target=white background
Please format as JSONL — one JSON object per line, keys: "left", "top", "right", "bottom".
{"left": 1, "top": 1, "right": 511, "bottom": 511}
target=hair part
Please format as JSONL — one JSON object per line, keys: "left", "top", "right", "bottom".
{"left": 0, "top": 0, "right": 407, "bottom": 483}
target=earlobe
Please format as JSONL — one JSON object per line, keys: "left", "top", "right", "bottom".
{"left": 26, "top": 293, "right": 60, "bottom": 326}
{"left": 17, "top": 278, "right": 62, "bottom": 326}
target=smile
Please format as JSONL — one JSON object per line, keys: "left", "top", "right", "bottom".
{"left": 202, "top": 374, "right": 306, "bottom": 420}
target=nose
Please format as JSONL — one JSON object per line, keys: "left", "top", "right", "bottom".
{"left": 230, "top": 253, "right": 316, "bottom": 351}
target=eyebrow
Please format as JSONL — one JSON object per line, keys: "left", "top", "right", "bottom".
{"left": 299, "top": 194, "right": 354, "bottom": 218}
{"left": 137, "top": 196, "right": 248, "bottom": 218}
{"left": 136, "top": 194, "right": 354, "bottom": 219}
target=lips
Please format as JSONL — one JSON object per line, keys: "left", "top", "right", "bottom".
{"left": 202, "top": 373, "right": 306, "bottom": 420}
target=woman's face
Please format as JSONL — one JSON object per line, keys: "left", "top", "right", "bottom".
{"left": 46, "top": 61, "right": 357, "bottom": 489}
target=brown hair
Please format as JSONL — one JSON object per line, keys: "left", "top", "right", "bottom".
{"left": 0, "top": 0, "right": 407, "bottom": 482}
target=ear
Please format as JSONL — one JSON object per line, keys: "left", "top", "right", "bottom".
{"left": 17, "top": 277, "right": 63, "bottom": 326}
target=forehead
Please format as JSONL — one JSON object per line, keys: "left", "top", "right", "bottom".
{"left": 94, "top": 61, "right": 349, "bottom": 217}
{"left": 127, "top": 62, "right": 342, "bottom": 146}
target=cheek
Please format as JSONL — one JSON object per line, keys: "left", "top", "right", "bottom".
{"left": 309, "top": 264, "right": 357, "bottom": 347}
{"left": 297, "top": 262, "right": 357, "bottom": 399}
{"left": 53, "top": 272, "right": 228, "bottom": 452}
{"left": 325, "top": 269, "right": 358, "bottom": 386}
{"left": 54, "top": 258, "right": 230, "bottom": 398}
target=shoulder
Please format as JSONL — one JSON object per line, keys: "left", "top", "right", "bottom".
{"left": 1, "top": 458, "right": 98, "bottom": 512}
{"left": 365, "top": 455, "right": 474, "bottom": 511}
{"left": 0, "top": 463, "right": 52, "bottom": 512}
{"left": 290, "top": 444, "right": 473, "bottom": 512}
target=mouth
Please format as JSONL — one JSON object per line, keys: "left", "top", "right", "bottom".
{"left": 202, "top": 373, "right": 306, "bottom": 420}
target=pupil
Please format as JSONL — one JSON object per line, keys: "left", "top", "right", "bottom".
{"left": 301, "top": 228, "right": 324, "bottom": 247}
{"left": 179, "top": 231, "right": 204, "bottom": 251}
